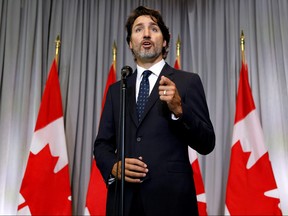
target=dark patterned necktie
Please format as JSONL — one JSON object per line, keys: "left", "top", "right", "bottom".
{"left": 136, "top": 70, "right": 152, "bottom": 121}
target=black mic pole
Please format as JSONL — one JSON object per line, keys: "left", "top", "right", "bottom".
{"left": 119, "top": 66, "right": 132, "bottom": 216}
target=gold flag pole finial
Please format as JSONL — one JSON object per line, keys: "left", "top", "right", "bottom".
{"left": 176, "top": 34, "right": 181, "bottom": 66}
{"left": 240, "top": 30, "right": 245, "bottom": 64}
{"left": 55, "top": 35, "right": 61, "bottom": 65}
{"left": 112, "top": 41, "right": 117, "bottom": 69}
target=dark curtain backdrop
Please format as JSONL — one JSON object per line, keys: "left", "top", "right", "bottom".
{"left": 0, "top": 0, "right": 287, "bottom": 215}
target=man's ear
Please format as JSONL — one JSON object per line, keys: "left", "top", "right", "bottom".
{"left": 163, "top": 40, "right": 167, "bottom": 48}
{"left": 129, "top": 41, "right": 132, "bottom": 49}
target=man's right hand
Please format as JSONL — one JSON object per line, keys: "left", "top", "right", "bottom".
{"left": 112, "top": 157, "right": 149, "bottom": 183}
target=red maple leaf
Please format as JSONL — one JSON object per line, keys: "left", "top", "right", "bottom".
{"left": 19, "top": 144, "right": 72, "bottom": 215}
{"left": 226, "top": 141, "right": 282, "bottom": 215}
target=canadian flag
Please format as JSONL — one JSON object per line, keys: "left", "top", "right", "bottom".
{"left": 18, "top": 59, "right": 72, "bottom": 215}
{"left": 188, "top": 150, "right": 208, "bottom": 216}
{"left": 225, "top": 62, "right": 282, "bottom": 215}
{"left": 174, "top": 56, "right": 181, "bottom": 69}
{"left": 174, "top": 58, "right": 208, "bottom": 216}
{"left": 85, "top": 63, "right": 116, "bottom": 215}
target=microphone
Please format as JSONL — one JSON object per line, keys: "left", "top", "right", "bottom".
{"left": 121, "top": 65, "right": 132, "bottom": 78}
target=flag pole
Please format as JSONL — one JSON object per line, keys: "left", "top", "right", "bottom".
{"left": 176, "top": 34, "right": 181, "bottom": 67}
{"left": 240, "top": 30, "right": 245, "bottom": 64}
{"left": 112, "top": 40, "right": 117, "bottom": 70}
{"left": 55, "top": 35, "right": 61, "bottom": 66}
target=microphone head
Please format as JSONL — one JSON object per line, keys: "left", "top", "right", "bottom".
{"left": 121, "top": 65, "right": 133, "bottom": 78}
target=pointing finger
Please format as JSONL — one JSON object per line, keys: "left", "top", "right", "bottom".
{"left": 159, "top": 76, "right": 174, "bottom": 86}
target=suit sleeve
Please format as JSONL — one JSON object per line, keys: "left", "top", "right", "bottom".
{"left": 93, "top": 86, "right": 118, "bottom": 184}
{"left": 178, "top": 73, "right": 215, "bottom": 155}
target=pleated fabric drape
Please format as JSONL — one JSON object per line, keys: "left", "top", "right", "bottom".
{"left": 0, "top": 0, "right": 287, "bottom": 214}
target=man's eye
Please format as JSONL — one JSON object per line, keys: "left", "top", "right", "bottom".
{"left": 135, "top": 28, "right": 142, "bottom": 32}
{"left": 152, "top": 28, "right": 158, "bottom": 32}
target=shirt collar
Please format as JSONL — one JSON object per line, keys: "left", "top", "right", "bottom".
{"left": 136, "top": 59, "right": 166, "bottom": 79}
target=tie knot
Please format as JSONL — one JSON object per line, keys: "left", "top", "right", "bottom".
{"left": 142, "top": 70, "right": 152, "bottom": 79}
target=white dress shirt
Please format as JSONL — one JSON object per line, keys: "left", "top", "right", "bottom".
{"left": 135, "top": 59, "right": 166, "bottom": 100}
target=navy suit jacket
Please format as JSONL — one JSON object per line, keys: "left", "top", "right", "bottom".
{"left": 94, "top": 63, "right": 215, "bottom": 216}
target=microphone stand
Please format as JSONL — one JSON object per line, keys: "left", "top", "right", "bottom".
{"left": 118, "top": 66, "right": 132, "bottom": 216}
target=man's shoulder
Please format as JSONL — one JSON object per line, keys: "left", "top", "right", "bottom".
{"left": 173, "top": 67, "right": 199, "bottom": 79}
{"left": 164, "top": 62, "right": 197, "bottom": 74}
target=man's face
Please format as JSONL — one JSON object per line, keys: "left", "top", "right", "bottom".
{"left": 129, "top": 15, "right": 166, "bottom": 64}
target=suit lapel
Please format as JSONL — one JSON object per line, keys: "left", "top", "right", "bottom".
{"left": 127, "top": 71, "right": 138, "bottom": 126}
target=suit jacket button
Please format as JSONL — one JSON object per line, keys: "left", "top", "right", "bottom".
{"left": 136, "top": 137, "right": 141, "bottom": 142}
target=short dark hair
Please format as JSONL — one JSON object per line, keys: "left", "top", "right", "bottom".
{"left": 125, "top": 6, "right": 170, "bottom": 59}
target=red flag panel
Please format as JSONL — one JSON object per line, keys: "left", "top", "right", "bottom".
{"left": 225, "top": 62, "right": 282, "bottom": 215}
{"left": 176, "top": 58, "right": 208, "bottom": 215}
{"left": 85, "top": 63, "right": 116, "bottom": 216}
{"left": 18, "top": 59, "right": 72, "bottom": 215}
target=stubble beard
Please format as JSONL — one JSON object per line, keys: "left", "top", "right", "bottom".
{"left": 133, "top": 45, "right": 162, "bottom": 62}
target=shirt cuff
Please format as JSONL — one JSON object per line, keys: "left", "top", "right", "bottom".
{"left": 108, "top": 174, "right": 116, "bottom": 185}
{"left": 171, "top": 113, "right": 179, "bottom": 120}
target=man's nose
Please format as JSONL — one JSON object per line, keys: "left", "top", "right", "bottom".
{"left": 143, "top": 28, "right": 151, "bottom": 38}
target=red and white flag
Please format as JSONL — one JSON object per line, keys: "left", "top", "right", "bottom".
{"left": 225, "top": 62, "right": 282, "bottom": 215}
{"left": 188, "top": 150, "right": 208, "bottom": 216}
{"left": 18, "top": 59, "right": 72, "bottom": 215}
{"left": 85, "top": 63, "right": 116, "bottom": 215}
{"left": 174, "top": 58, "right": 208, "bottom": 216}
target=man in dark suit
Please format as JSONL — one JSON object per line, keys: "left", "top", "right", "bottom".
{"left": 94, "top": 6, "right": 215, "bottom": 216}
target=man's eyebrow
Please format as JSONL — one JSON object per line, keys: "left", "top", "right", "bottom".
{"left": 150, "top": 22, "right": 159, "bottom": 27}
{"left": 133, "top": 23, "right": 144, "bottom": 28}
{"left": 133, "top": 22, "right": 159, "bottom": 28}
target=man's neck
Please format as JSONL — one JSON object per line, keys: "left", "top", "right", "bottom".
{"left": 136, "top": 56, "right": 164, "bottom": 69}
